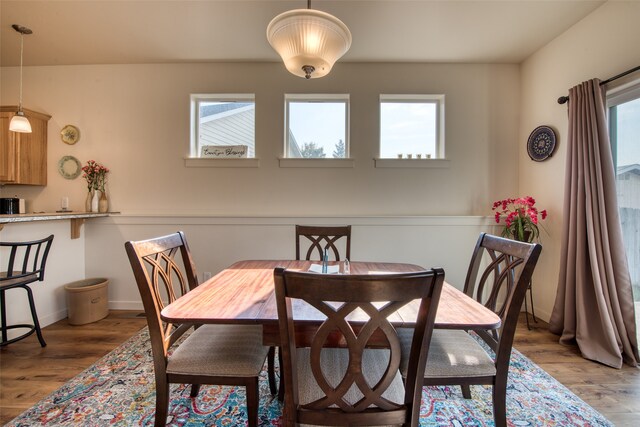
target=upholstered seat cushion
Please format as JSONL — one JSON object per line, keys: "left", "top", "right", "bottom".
{"left": 398, "top": 329, "right": 496, "bottom": 378}
{"left": 0, "top": 271, "right": 39, "bottom": 288}
{"left": 167, "top": 324, "right": 269, "bottom": 377}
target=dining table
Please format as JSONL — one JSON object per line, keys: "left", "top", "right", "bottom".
{"left": 161, "top": 260, "right": 501, "bottom": 346}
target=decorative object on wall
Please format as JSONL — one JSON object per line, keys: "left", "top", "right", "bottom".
{"left": 60, "top": 125, "right": 80, "bottom": 145}
{"left": 57, "top": 155, "right": 82, "bottom": 179}
{"left": 527, "top": 125, "right": 557, "bottom": 161}
{"left": 266, "top": 0, "right": 351, "bottom": 79}
{"left": 8, "top": 24, "right": 33, "bottom": 133}
{"left": 82, "top": 160, "right": 110, "bottom": 212}
{"left": 492, "top": 196, "right": 547, "bottom": 243}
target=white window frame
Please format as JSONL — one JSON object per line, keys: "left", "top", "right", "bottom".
{"left": 606, "top": 76, "right": 640, "bottom": 173}
{"left": 375, "top": 94, "right": 447, "bottom": 168}
{"left": 281, "top": 94, "right": 351, "bottom": 166}
{"left": 186, "top": 93, "right": 259, "bottom": 168}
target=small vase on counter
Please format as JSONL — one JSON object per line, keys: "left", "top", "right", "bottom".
{"left": 98, "top": 190, "right": 108, "bottom": 213}
{"left": 91, "top": 190, "right": 99, "bottom": 213}
{"left": 85, "top": 190, "right": 93, "bottom": 212}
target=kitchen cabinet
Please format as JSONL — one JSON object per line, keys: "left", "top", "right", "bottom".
{"left": 1, "top": 106, "right": 51, "bottom": 185}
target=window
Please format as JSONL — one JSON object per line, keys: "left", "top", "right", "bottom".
{"left": 190, "top": 94, "right": 255, "bottom": 158}
{"left": 607, "top": 78, "right": 640, "bottom": 343}
{"left": 379, "top": 94, "right": 444, "bottom": 159}
{"left": 285, "top": 94, "right": 349, "bottom": 159}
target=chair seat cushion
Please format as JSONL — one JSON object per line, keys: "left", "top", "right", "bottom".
{"left": 167, "top": 324, "right": 269, "bottom": 377}
{"left": 398, "top": 329, "right": 496, "bottom": 378}
{"left": 0, "top": 271, "right": 39, "bottom": 288}
{"left": 296, "top": 347, "right": 405, "bottom": 409}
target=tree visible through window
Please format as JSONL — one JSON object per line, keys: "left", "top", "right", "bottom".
{"left": 285, "top": 95, "right": 349, "bottom": 159}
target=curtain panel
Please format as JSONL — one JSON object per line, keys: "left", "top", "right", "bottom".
{"left": 549, "top": 79, "right": 639, "bottom": 368}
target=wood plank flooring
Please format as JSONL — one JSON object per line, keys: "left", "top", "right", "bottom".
{"left": 1, "top": 311, "right": 639, "bottom": 425}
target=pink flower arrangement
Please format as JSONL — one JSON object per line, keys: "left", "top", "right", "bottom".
{"left": 82, "top": 160, "right": 109, "bottom": 193}
{"left": 492, "top": 196, "right": 547, "bottom": 242}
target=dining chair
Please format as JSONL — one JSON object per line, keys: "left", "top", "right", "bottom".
{"left": 1, "top": 234, "right": 54, "bottom": 347}
{"left": 295, "top": 225, "right": 351, "bottom": 261}
{"left": 125, "top": 231, "right": 270, "bottom": 427}
{"left": 398, "top": 232, "right": 542, "bottom": 427}
{"left": 274, "top": 267, "right": 444, "bottom": 426}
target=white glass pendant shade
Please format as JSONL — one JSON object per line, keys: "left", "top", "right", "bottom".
{"left": 267, "top": 9, "right": 352, "bottom": 79}
{"left": 9, "top": 111, "right": 32, "bottom": 133}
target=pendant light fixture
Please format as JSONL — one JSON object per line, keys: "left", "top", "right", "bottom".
{"left": 266, "top": 0, "right": 352, "bottom": 79}
{"left": 9, "top": 24, "right": 33, "bottom": 133}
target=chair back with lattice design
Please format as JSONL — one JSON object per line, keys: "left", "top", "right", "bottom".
{"left": 295, "top": 225, "right": 351, "bottom": 261}
{"left": 462, "top": 232, "right": 541, "bottom": 364}
{"left": 274, "top": 268, "right": 444, "bottom": 426}
{"left": 125, "top": 232, "right": 199, "bottom": 362}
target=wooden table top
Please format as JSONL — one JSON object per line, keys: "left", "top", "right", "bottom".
{"left": 161, "top": 260, "right": 501, "bottom": 332}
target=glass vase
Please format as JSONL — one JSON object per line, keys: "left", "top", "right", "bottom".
{"left": 91, "top": 190, "right": 99, "bottom": 213}
{"left": 98, "top": 190, "right": 109, "bottom": 213}
{"left": 85, "top": 190, "right": 93, "bottom": 212}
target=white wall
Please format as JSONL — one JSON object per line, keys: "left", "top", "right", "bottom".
{"left": 520, "top": 0, "right": 640, "bottom": 321}
{"left": 1, "top": 221, "right": 85, "bottom": 334}
{"left": 1, "top": 62, "right": 519, "bottom": 216}
{"left": 0, "top": 61, "right": 522, "bottom": 327}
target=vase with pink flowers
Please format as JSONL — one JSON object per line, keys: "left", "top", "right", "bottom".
{"left": 82, "top": 160, "right": 110, "bottom": 213}
{"left": 492, "top": 196, "right": 547, "bottom": 243}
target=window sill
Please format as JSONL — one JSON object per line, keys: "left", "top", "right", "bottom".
{"left": 279, "top": 158, "right": 355, "bottom": 168}
{"left": 374, "top": 158, "right": 450, "bottom": 168}
{"left": 184, "top": 158, "right": 260, "bottom": 168}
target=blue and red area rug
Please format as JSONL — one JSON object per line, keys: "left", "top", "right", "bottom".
{"left": 7, "top": 328, "right": 611, "bottom": 426}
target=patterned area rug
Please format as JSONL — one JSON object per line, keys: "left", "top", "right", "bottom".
{"left": 7, "top": 328, "right": 612, "bottom": 426}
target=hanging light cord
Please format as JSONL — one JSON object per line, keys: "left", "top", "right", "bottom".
{"left": 18, "top": 32, "right": 24, "bottom": 111}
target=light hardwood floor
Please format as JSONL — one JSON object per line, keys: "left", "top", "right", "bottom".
{"left": 1, "top": 311, "right": 639, "bottom": 425}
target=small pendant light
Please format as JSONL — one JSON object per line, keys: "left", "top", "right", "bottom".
{"left": 9, "top": 24, "right": 33, "bottom": 133}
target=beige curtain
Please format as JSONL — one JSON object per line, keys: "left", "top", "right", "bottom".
{"left": 549, "top": 79, "right": 639, "bottom": 368}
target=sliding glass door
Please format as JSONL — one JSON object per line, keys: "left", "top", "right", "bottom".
{"left": 608, "top": 80, "right": 640, "bottom": 342}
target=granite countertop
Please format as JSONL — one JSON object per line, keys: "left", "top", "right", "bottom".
{"left": 0, "top": 212, "right": 114, "bottom": 223}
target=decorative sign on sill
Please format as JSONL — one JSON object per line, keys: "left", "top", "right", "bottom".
{"left": 201, "top": 145, "right": 248, "bottom": 158}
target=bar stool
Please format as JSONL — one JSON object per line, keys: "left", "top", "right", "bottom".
{"left": 0, "top": 234, "right": 54, "bottom": 347}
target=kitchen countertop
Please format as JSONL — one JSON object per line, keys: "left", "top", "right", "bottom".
{"left": 0, "top": 212, "right": 118, "bottom": 239}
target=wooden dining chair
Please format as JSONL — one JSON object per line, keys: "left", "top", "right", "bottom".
{"left": 274, "top": 267, "right": 444, "bottom": 426}
{"left": 0, "top": 234, "right": 54, "bottom": 347}
{"left": 125, "top": 232, "right": 270, "bottom": 427}
{"left": 295, "top": 225, "right": 351, "bottom": 261}
{"left": 398, "top": 233, "right": 542, "bottom": 427}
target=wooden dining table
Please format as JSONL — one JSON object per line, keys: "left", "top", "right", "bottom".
{"left": 161, "top": 260, "right": 501, "bottom": 346}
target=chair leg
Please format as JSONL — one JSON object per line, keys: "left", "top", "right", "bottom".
{"left": 25, "top": 285, "right": 46, "bottom": 347}
{"left": 461, "top": 384, "right": 472, "bottom": 399}
{"left": 278, "top": 348, "right": 285, "bottom": 402}
{"left": 492, "top": 382, "right": 507, "bottom": 427}
{"left": 267, "top": 346, "right": 277, "bottom": 395}
{"left": 246, "top": 377, "right": 260, "bottom": 427}
{"left": 154, "top": 378, "right": 170, "bottom": 427}
{"left": 1, "top": 289, "right": 7, "bottom": 344}
{"left": 190, "top": 384, "right": 201, "bottom": 397}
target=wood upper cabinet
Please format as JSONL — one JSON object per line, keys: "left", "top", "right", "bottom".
{"left": 1, "top": 107, "right": 51, "bottom": 185}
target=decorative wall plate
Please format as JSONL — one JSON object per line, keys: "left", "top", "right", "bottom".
{"left": 527, "top": 125, "right": 557, "bottom": 161}
{"left": 61, "top": 124, "right": 80, "bottom": 145}
{"left": 58, "top": 155, "right": 82, "bottom": 179}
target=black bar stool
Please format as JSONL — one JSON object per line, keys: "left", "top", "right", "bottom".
{"left": 1, "top": 234, "right": 54, "bottom": 347}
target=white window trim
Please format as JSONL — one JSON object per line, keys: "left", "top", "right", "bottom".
{"left": 284, "top": 93, "right": 351, "bottom": 160}
{"left": 188, "top": 94, "right": 257, "bottom": 166}
{"left": 378, "top": 94, "right": 445, "bottom": 160}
